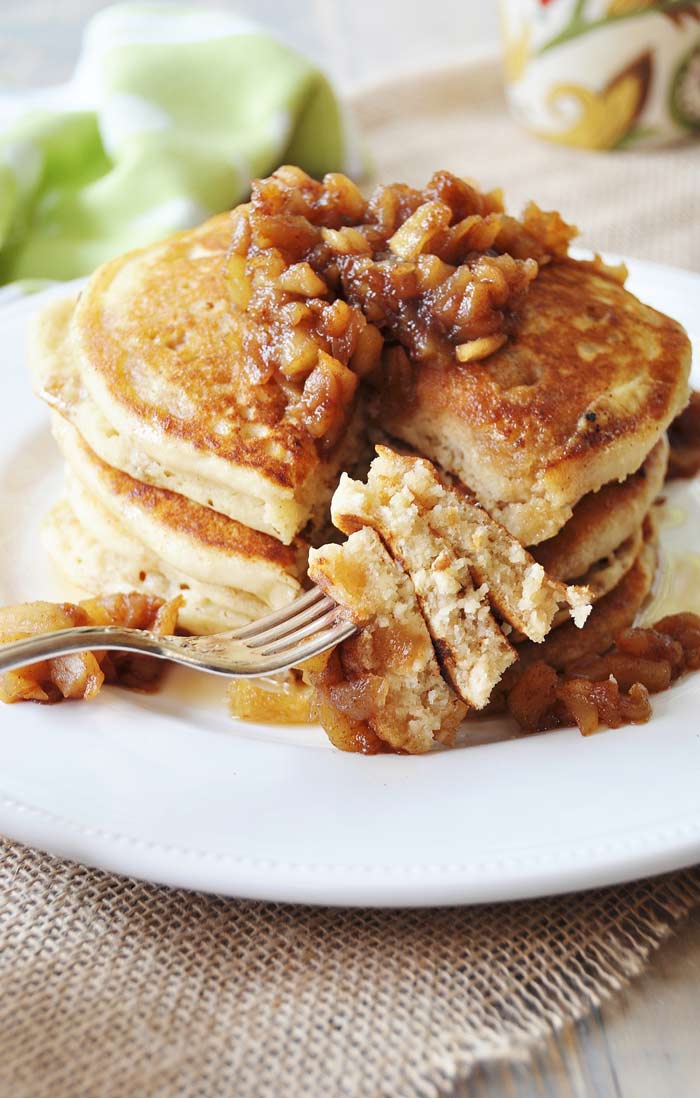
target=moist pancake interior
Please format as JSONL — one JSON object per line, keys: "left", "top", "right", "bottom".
{"left": 308, "top": 528, "right": 467, "bottom": 753}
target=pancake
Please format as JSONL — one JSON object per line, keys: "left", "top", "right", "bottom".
{"left": 331, "top": 451, "right": 516, "bottom": 709}
{"left": 482, "top": 528, "right": 658, "bottom": 716}
{"left": 333, "top": 446, "right": 591, "bottom": 643}
{"left": 29, "top": 169, "right": 689, "bottom": 556}
{"left": 51, "top": 414, "right": 306, "bottom": 611}
{"left": 530, "top": 522, "right": 645, "bottom": 638}
{"left": 376, "top": 259, "right": 690, "bottom": 545}
{"left": 515, "top": 522, "right": 657, "bottom": 675}
{"left": 532, "top": 436, "right": 668, "bottom": 580}
{"left": 28, "top": 166, "right": 683, "bottom": 708}
{"left": 569, "top": 525, "right": 643, "bottom": 602}
{"left": 29, "top": 214, "right": 371, "bottom": 545}
{"left": 308, "top": 528, "right": 467, "bottom": 753}
{"left": 43, "top": 498, "right": 262, "bottom": 635}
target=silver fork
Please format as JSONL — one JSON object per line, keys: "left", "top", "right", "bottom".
{"left": 0, "top": 588, "right": 357, "bottom": 678}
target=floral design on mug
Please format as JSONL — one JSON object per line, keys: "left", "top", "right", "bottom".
{"left": 500, "top": 0, "right": 700, "bottom": 147}
{"left": 607, "top": 0, "right": 700, "bottom": 21}
{"left": 538, "top": 0, "right": 700, "bottom": 54}
{"left": 542, "top": 51, "right": 653, "bottom": 148}
{"left": 670, "top": 41, "right": 700, "bottom": 128}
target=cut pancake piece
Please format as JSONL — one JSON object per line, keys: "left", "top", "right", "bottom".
{"left": 333, "top": 446, "right": 591, "bottom": 647}
{"left": 532, "top": 436, "right": 668, "bottom": 581}
{"left": 51, "top": 414, "right": 306, "bottom": 610}
{"left": 308, "top": 528, "right": 466, "bottom": 754}
{"left": 44, "top": 486, "right": 280, "bottom": 635}
{"left": 330, "top": 463, "right": 515, "bottom": 709}
{"left": 376, "top": 260, "right": 690, "bottom": 545}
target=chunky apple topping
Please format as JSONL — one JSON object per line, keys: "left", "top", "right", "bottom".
{"left": 0, "top": 593, "right": 181, "bottom": 704}
{"left": 227, "top": 166, "right": 577, "bottom": 389}
{"left": 506, "top": 612, "right": 700, "bottom": 736}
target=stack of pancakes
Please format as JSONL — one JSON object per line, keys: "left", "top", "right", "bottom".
{"left": 30, "top": 167, "right": 691, "bottom": 685}
{"left": 29, "top": 215, "right": 368, "bottom": 634}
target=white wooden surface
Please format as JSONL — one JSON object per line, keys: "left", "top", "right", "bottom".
{"left": 1, "top": 3, "right": 698, "bottom": 1095}
{"left": 458, "top": 907, "right": 700, "bottom": 1098}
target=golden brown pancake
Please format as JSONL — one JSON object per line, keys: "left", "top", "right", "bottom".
{"left": 30, "top": 170, "right": 690, "bottom": 556}
{"left": 43, "top": 496, "right": 268, "bottom": 636}
{"left": 308, "top": 527, "right": 466, "bottom": 753}
{"left": 28, "top": 166, "right": 687, "bottom": 701}
{"left": 567, "top": 525, "right": 643, "bottom": 602}
{"left": 529, "top": 523, "right": 645, "bottom": 639}
{"left": 51, "top": 414, "right": 306, "bottom": 607}
{"left": 376, "top": 260, "right": 690, "bottom": 545}
{"left": 30, "top": 215, "right": 370, "bottom": 545}
{"left": 517, "top": 526, "right": 656, "bottom": 674}
{"left": 532, "top": 436, "right": 668, "bottom": 580}
{"left": 45, "top": 413, "right": 307, "bottom": 633}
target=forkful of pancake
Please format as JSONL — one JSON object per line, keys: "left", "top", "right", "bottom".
{"left": 1, "top": 166, "right": 699, "bottom": 752}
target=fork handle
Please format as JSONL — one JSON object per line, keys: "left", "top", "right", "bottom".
{"left": 0, "top": 626, "right": 169, "bottom": 675}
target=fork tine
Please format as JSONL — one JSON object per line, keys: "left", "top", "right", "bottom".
{"left": 244, "top": 596, "right": 335, "bottom": 649}
{"left": 231, "top": 587, "right": 326, "bottom": 641}
{"left": 255, "top": 607, "right": 341, "bottom": 655}
{"left": 257, "top": 621, "right": 357, "bottom": 672}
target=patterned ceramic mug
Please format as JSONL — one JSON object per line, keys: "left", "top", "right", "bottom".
{"left": 499, "top": 0, "right": 700, "bottom": 148}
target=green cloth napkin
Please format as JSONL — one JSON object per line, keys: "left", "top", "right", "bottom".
{"left": 0, "top": 3, "right": 359, "bottom": 285}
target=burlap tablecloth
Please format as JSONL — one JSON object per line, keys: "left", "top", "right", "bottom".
{"left": 1, "top": 55, "right": 699, "bottom": 1098}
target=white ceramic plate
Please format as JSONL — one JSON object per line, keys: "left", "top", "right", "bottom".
{"left": 0, "top": 258, "right": 699, "bottom": 907}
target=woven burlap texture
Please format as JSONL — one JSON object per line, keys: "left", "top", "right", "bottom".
{"left": 0, "top": 840, "right": 699, "bottom": 1098}
{"left": 1, "top": 57, "right": 699, "bottom": 1098}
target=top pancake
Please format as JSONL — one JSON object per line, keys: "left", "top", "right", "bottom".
{"left": 377, "top": 259, "right": 690, "bottom": 544}
{"left": 32, "top": 214, "right": 363, "bottom": 545}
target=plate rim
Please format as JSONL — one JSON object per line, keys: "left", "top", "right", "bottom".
{"left": 2, "top": 783, "right": 700, "bottom": 907}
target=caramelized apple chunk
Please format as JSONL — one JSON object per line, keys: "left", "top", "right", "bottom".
{"left": 557, "top": 678, "right": 651, "bottom": 736}
{"left": 307, "top": 649, "right": 392, "bottom": 755}
{"left": 506, "top": 661, "right": 560, "bottom": 733}
{"left": 505, "top": 612, "right": 699, "bottom": 737}
{"left": 0, "top": 593, "right": 181, "bottom": 704}
{"left": 228, "top": 671, "right": 314, "bottom": 724}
